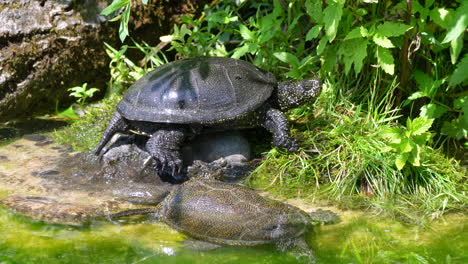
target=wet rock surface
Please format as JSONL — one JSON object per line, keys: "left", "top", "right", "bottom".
{"left": 0, "top": 0, "right": 208, "bottom": 121}
{"left": 0, "top": 132, "right": 254, "bottom": 225}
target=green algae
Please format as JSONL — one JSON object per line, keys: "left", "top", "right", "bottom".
{"left": 0, "top": 205, "right": 466, "bottom": 264}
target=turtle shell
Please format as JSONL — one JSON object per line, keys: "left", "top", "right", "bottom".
{"left": 156, "top": 179, "right": 311, "bottom": 246}
{"left": 117, "top": 57, "right": 277, "bottom": 123}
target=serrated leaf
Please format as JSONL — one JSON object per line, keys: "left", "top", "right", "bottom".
{"left": 420, "top": 104, "right": 448, "bottom": 119}
{"left": 376, "top": 46, "right": 394, "bottom": 75}
{"left": 409, "top": 117, "right": 434, "bottom": 135}
{"left": 442, "top": 3, "right": 468, "bottom": 44}
{"left": 376, "top": 22, "right": 412, "bottom": 37}
{"left": 239, "top": 24, "right": 254, "bottom": 40}
{"left": 306, "top": 25, "right": 322, "bottom": 41}
{"left": 449, "top": 54, "right": 468, "bottom": 87}
{"left": 339, "top": 39, "right": 368, "bottom": 74}
{"left": 273, "top": 52, "right": 300, "bottom": 67}
{"left": 323, "top": 1, "right": 344, "bottom": 42}
{"left": 372, "top": 34, "right": 394, "bottom": 48}
{"left": 395, "top": 153, "right": 409, "bottom": 170}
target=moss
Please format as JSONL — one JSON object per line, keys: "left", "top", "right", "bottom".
{"left": 53, "top": 95, "right": 121, "bottom": 151}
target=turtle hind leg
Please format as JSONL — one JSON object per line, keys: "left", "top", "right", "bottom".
{"left": 93, "top": 112, "right": 129, "bottom": 156}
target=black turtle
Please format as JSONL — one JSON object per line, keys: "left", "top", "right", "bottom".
{"left": 94, "top": 57, "right": 321, "bottom": 174}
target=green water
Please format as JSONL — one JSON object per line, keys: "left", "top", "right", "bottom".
{"left": 0, "top": 206, "right": 466, "bottom": 264}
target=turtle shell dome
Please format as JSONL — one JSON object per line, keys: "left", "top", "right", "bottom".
{"left": 117, "top": 57, "right": 277, "bottom": 123}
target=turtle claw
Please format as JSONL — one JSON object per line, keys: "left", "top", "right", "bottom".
{"left": 150, "top": 149, "right": 183, "bottom": 177}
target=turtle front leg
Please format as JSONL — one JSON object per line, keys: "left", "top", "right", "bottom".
{"left": 94, "top": 112, "right": 129, "bottom": 156}
{"left": 146, "top": 127, "right": 186, "bottom": 175}
{"left": 262, "top": 108, "right": 299, "bottom": 152}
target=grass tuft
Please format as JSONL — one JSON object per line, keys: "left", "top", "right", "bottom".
{"left": 248, "top": 78, "right": 467, "bottom": 222}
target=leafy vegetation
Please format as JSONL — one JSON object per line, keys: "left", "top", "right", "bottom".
{"left": 68, "top": 83, "right": 100, "bottom": 106}
{"left": 54, "top": 0, "right": 467, "bottom": 220}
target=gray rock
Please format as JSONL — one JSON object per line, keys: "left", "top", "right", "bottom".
{"left": 0, "top": 0, "right": 209, "bottom": 121}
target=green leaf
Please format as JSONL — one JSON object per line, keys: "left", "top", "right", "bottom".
{"left": 317, "top": 36, "right": 328, "bottom": 55}
{"left": 407, "top": 91, "right": 428, "bottom": 101}
{"left": 413, "top": 70, "right": 433, "bottom": 91}
{"left": 442, "top": 3, "right": 468, "bottom": 44}
{"left": 376, "top": 46, "right": 394, "bottom": 75}
{"left": 449, "top": 54, "right": 468, "bottom": 87}
{"left": 239, "top": 25, "right": 254, "bottom": 41}
{"left": 420, "top": 104, "right": 448, "bottom": 119}
{"left": 413, "top": 132, "right": 432, "bottom": 146}
{"left": 441, "top": 117, "right": 468, "bottom": 139}
{"left": 305, "top": 0, "right": 323, "bottom": 23}
{"left": 429, "top": 8, "right": 453, "bottom": 29}
{"left": 306, "top": 25, "right": 323, "bottom": 41}
{"left": 395, "top": 153, "right": 409, "bottom": 170}
{"left": 118, "top": 3, "right": 131, "bottom": 42}
{"left": 323, "top": 1, "right": 344, "bottom": 42}
{"left": 376, "top": 22, "right": 412, "bottom": 37}
{"left": 57, "top": 106, "right": 79, "bottom": 120}
{"left": 338, "top": 39, "right": 368, "bottom": 74}
{"left": 101, "top": 0, "right": 129, "bottom": 16}
{"left": 408, "top": 117, "right": 434, "bottom": 135}
{"left": 273, "top": 52, "right": 300, "bottom": 68}
{"left": 450, "top": 33, "right": 464, "bottom": 64}
{"left": 409, "top": 145, "right": 421, "bottom": 167}
{"left": 372, "top": 34, "right": 394, "bottom": 48}
{"left": 321, "top": 44, "right": 337, "bottom": 74}
{"left": 142, "top": 0, "right": 149, "bottom": 4}
{"left": 381, "top": 127, "right": 403, "bottom": 143}
{"left": 454, "top": 95, "right": 468, "bottom": 110}
{"left": 399, "top": 138, "right": 413, "bottom": 153}
{"left": 344, "top": 26, "right": 368, "bottom": 40}
{"left": 231, "top": 45, "right": 249, "bottom": 59}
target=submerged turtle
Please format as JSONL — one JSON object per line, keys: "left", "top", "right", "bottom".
{"left": 94, "top": 57, "right": 321, "bottom": 174}
{"left": 107, "top": 178, "right": 338, "bottom": 259}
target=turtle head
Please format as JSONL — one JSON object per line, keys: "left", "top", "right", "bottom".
{"left": 276, "top": 78, "right": 321, "bottom": 111}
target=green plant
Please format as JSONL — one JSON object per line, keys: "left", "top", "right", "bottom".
{"left": 68, "top": 83, "right": 100, "bottom": 105}
{"left": 382, "top": 117, "right": 434, "bottom": 170}
{"left": 104, "top": 41, "right": 167, "bottom": 95}
{"left": 100, "top": 0, "right": 150, "bottom": 42}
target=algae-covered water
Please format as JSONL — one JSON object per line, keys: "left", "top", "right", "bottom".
{"left": 0, "top": 204, "right": 466, "bottom": 264}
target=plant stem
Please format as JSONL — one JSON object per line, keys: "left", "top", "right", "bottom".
{"left": 398, "top": 0, "right": 412, "bottom": 105}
